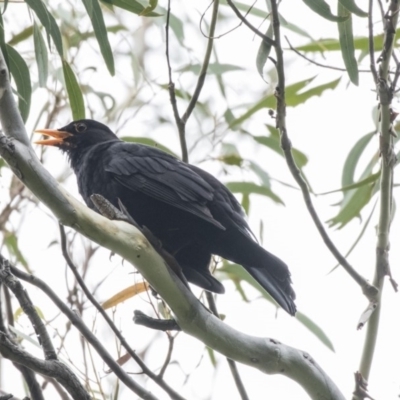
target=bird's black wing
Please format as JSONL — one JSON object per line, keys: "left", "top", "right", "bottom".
{"left": 104, "top": 143, "right": 225, "bottom": 229}
{"left": 188, "top": 164, "right": 255, "bottom": 240}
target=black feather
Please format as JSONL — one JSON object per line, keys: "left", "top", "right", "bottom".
{"left": 52, "top": 119, "right": 296, "bottom": 315}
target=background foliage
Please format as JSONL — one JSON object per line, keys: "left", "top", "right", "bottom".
{"left": 0, "top": 0, "right": 398, "bottom": 399}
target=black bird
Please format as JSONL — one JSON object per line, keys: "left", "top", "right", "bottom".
{"left": 35, "top": 120, "right": 296, "bottom": 315}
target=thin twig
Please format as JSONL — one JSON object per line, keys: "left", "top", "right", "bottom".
{"left": 165, "top": 0, "right": 188, "bottom": 162}
{"left": 226, "top": 0, "right": 276, "bottom": 46}
{"left": 158, "top": 333, "right": 175, "bottom": 379}
{"left": 205, "top": 292, "right": 249, "bottom": 400}
{"left": 8, "top": 260, "right": 159, "bottom": 400}
{"left": 269, "top": 0, "right": 378, "bottom": 301}
{"left": 0, "top": 254, "right": 91, "bottom": 400}
{"left": 285, "top": 37, "right": 372, "bottom": 74}
{"left": 182, "top": 0, "right": 220, "bottom": 124}
{"left": 0, "top": 256, "right": 57, "bottom": 361}
{"left": 12, "top": 364, "right": 45, "bottom": 400}
{"left": 59, "top": 225, "right": 186, "bottom": 400}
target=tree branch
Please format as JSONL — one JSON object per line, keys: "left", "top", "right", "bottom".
{"left": 354, "top": 2, "right": 399, "bottom": 396}
{"left": 269, "top": 0, "right": 378, "bottom": 303}
{"left": 59, "top": 224, "right": 187, "bottom": 400}
{"left": 0, "top": 49, "right": 345, "bottom": 399}
{"left": 165, "top": 0, "right": 220, "bottom": 162}
{"left": 0, "top": 255, "right": 91, "bottom": 400}
{"left": 181, "top": 0, "right": 220, "bottom": 124}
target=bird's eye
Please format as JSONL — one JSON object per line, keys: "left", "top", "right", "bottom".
{"left": 75, "top": 123, "right": 87, "bottom": 133}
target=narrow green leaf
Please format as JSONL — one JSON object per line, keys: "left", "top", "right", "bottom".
{"left": 280, "top": 18, "right": 314, "bottom": 40}
{"left": 230, "top": 77, "right": 316, "bottom": 128}
{"left": 254, "top": 133, "right": 308, "bottom": 168}
{"left": 25, "top": 0, "right": 63, "bottom": 57}
{"left": 178, "top": 63, "right": 243, "bottom": 75}
{"left": 6, "top": 45, "right": 31, "bottom": 122}
{"left": 241, "top": 193, "right": 250, "bottom": 214}
{"left": 220, "top": 0, "right": 267, "bottom": 17}
{"left": 121, "top": 136, "right": 179, "bottom": 158}
{"left": 286, "top": 77, "right": 341, "bottom": 107}
{"left": 223, "top": 108, "right": 236, "bottom": 127}
{"left": 341, "top": 132, "right": 375, "bottom": 187}
{"left": 327, "top": 181, "right": 377, "bottom": 228}
{"left": 318, "top": 172, "right": 380, "bottom": 195}
{"left": 248, "top": 161, "right": 271, "bottom": 188}
{"left": 33, "top": 21, "right": 48, "bottom": 87}
{"left": 82, "top": 0, "right": 115, "bottom": 75}
{"left": 297, "top": 30, "right": 400, "bottom": 53}
{"left": 206, "top": 347, "right": 217, "bottom": 367}
{"left": 2, "top": 0, "right": 9, "bottom": 14}
{"left": 219, "top": 263, "right": 335, "bottom": 351}
{"left": 8, "top": 26, "right": 34, "bottom": 46}
{"left": 0, "top": 158, "right": 7, "bottom": 171}
{"left": 295, "top": 312, "right": 335, "bottom": 351}
{"left": 140, "top": 0, "right": 157, "bottom": 16}
{"left": 100, "top": 0, "right": 162, "bottom": 16}
{"left": 256, "top": 24, "right": 273, "bottom": 79}
{"left": 338, "top": 0, "right": 367, "bottom": 17}
{"left": 62, "top": 60, "right": 85, "bottom": 120}
{"left": 338, "top": 4, "right": 358, "bottom": 85}
{"left": 328, "top": 200, "right": 377, "bottom": 274}
{"left": 219, "top": 143, "right": 243, "bottom": 167}
{"left": 333, "top": 141, "right": 380, "bottom": 227}
{"left": 157, "top": 6, "right": 185, "bottom": 45}
{"left": 302, "top": 0, "right": 348, "bottom": 22}
{"left": 225, "top": 181, "right": 284, "bottom": 205}
{"left": 4, "top": 230, "right": 28, "bottom": 269}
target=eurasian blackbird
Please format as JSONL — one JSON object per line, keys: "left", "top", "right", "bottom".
{"left": 36, "top": 119, "right": 296, "bottom": 315}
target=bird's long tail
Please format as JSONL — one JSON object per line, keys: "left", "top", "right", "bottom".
{"left": 242, "top": 249, "right": 296, "bottom": 315}
{"left": 221, "top": 234, "right": 296, "bottom": 315}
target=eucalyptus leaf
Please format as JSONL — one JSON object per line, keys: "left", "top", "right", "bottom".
{"left": 82, "top": 0, "right": 115, "bottom": 75}
{"left": 6, "top": 44, "right": 31, "bottom": 122}
{"left": 338, "top": 0, "right": 367, "bottom": 17}
{"left": 25, "top": 0, "right": 63, "bottom": 57}
{"left": 62, "top": 60, "right": 85, "bottom": 120}
{"left": 256, "top": 24, "right": 273, "bottom": 79}
{"left": 33, "top": 21, "right": 48, "bottom": 87}
{"left": 302, "top": 0, "right": 348, "bottom": 22}
{"left": 121, "top": 136, "right": 179, "bottom": 158}
{"left": 337, "top": 3, "right": 358, "bottom": 85}
{"left": 219, "top": 263, "right": 335, "bottom": 351}
{"left": 226, "top": 181, "right": 284, "bottom": 205}
{"left": 100, "top": 0, "right": 162, "bottom": 16}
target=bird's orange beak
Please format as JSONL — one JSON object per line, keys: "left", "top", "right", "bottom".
{"left": 34, "top": 129, "right": 72, "bottom": 146}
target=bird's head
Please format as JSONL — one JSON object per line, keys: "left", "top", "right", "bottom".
{"left": 35, "top": 119, "right": 118, "bottom": 153}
